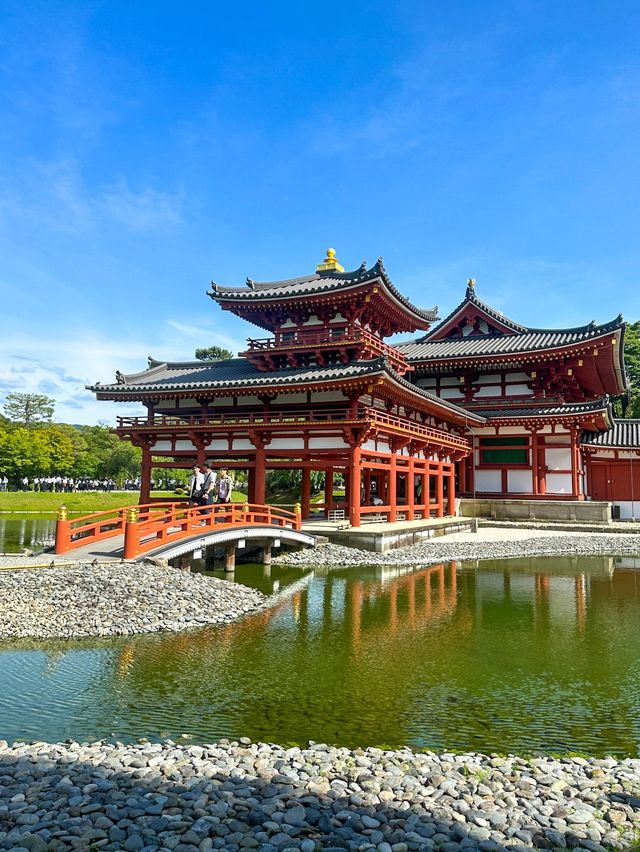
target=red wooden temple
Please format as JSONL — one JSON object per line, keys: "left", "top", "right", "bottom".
{"left": 89, "top": 249, "right": 639, "bottom": 523}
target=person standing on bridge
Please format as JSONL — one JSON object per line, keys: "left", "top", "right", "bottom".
{"left": 216, "top": 469, "right": 233, "bottom": 504}
{"left": 188, "top": 464, "right": 204, "bottom": 506}
{"left": 202, "top": 462, "right": 217, "bottom": 507}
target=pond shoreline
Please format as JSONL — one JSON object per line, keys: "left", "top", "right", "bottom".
{"left": 1, "top": 738, "right": 639, "bottom": 851}
{"left": 274, "top": 528, "right": 640, "bottom": 569}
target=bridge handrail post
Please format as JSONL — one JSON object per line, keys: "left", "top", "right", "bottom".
{"left": 54, "top": 505, "right": 70, "bottom": 554}
{"left": 123, "top": 506, "right": 140, "bottom": 560}
{"left": 294, "top": 502, "right": 301, "bottom": 531}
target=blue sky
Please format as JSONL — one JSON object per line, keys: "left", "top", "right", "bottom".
{"left": 1, "top": 0, "right": 639, "bottom": 424}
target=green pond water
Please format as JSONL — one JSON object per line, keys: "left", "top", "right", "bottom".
{"left": 0, "top": 514, "right": 57, "bottom": 552}
{"left": 2, "top": 536, "right": 640, "bottom": 755}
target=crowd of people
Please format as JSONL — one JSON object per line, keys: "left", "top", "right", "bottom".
{"left": 0, "top": 475, "right": 187, "bottom": 493}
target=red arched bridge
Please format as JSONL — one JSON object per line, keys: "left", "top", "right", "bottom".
{"left": 54, "top": 502, "right": 316, "bottom": 563}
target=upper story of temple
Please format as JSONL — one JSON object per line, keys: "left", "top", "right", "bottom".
{"left": 209, "top": 248, "right": 437, "bottom": 377}
{"left": 89, "top": 248, "right": 627, "bottom": 438}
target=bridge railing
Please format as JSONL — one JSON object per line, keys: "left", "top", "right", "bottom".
{"left": 54, "top": 502, "right": 187, "bottom": 555}
{"left": 123, "top": 502, "right": 301, "bottom": 560}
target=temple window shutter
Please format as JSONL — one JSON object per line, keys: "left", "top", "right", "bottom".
{"left": 480, "top": 436, "right": 528, "bottom": 464}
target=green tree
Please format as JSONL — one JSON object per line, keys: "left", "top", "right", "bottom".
{"left": 195, "top": 346, "right": 233, "bottom": 361}
{"left": 624, "top": 320, "right": 640, "bottom": 418}
{"left": 0, "top": 424, "right": 51, "bottom": 481}
{"left": 3, "top": 393, "right": 55, "bottom": 424}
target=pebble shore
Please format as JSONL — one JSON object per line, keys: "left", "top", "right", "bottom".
{"left": 1, "top": 739, "right": 639, "bottom": 851}
{"left": 273, "top": 532, "right": 640, "bottom": 569}
{"left": 0, "top": 563, "right": 265, "bottom": 639}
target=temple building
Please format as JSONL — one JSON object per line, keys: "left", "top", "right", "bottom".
{"left": 89, "top": 249, "right": 640, "bottom": 523}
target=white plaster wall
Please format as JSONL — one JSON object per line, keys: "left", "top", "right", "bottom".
{"left": 175, "top": 440, "right": 197, "bottom": 451}
{"left": 548, "top": 435, "right": 571, "bottom": 444}
{"left": 546, "top": 473, "right": 572, "bottom": 493}
{"left": 153, "top": 440, "right": 172, "bottom": 452}
{"left": 376, "top": 441, "right": 390, "bottom": 453}
{"left": 508, "top": 470, "right": 533, "bottom": 493}
{"left": 475, "top": 386, "right": 498, "bottom": 398}
{"left": 156, "top": 401, "right": 177, "bottom": 411}
{"left": 269, "top": 438, "right": 304, "bottom": 450}
{"left": 416, "top": 378, "right": 437, "bottom": 388}
{"left": 440, "top": 377, "right": 461, "bottom": 386}
{"left": 545, "top": 448, "right": 572, "bottom": 471}
{"left": 178, "top": 398, "right": 199, "bottom": 408}
{"left": 329, "top": 312, "right": 346, "bottom": 323}
{"left": 591, "top": 450, "right": 616, "bottom": 458}
{"left": 476, "top": 373, "right": 501, "bottom": 384}
{"left": 231, "top": 439, "right": 254, "bottom": 450}
{"left": 303, "top": 314, "right": 322, "bottom": 325}
{"left": 440, "top": 388, "right": 464, "bottom": 399}
{"left": 308, "top": 437, "right": 349, "bottom": 449}
{"left": 475, "top": 470, "right": 502, "bottom": 492}
{"left": 206, "top": 439, "right": 229, "bottom": 451}
{"left": 493, "top": 427, "right": 529, "bottom": 436}
{"left": 505, "top": 384, "right": 531, "bottom": 396}
{"left": 613, "top": 501, "right": 640, "bottom": 519}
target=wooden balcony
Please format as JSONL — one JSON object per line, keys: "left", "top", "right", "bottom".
{"left": 115, "top": 406, "right": 471, "bottom": 454}
{"left": 241, "top": 327, "right": 411, "bottom": 375}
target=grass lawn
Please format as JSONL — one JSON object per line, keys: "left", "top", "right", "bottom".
{"left": 0, "top": 490, "right": 248, "bottom": 513}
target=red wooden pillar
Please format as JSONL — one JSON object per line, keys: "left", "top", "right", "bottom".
{"left": 422, "top": 470, "right": 429, "bottom": 513}
{"left": 325, "top": 468, "right": 334, "bottom": 512}
{"left": 388, "top": 455, "right": 397, "bottom": 522}
{"left": 570, "top": 428, "right": 581, "bottom": 498}
{"left": 406, "top": 457, "right": 415, "bottom": 520}
{"left": 301, "top": 467, "right": 311, "bottom": 519}
{"left": 458, "top": 457, "right": 467, "bottom": 494}
{"left": 349, "top": 446, "right": 362, "bottom": 527}
{"left": 531, "top": 430, "right": 539, "bottom": 496}
{"left": 436, "top": 462, "right": 444, "bottom": 518}
{"left": 140, "top": 446, "right": 152, "bottom": 504}
{"left": 537, "top": 435, "right": 547, "bottom": 495}
{"left": 254, "top": 448, "right": 266, "bottom": 504}
{"left": 447, "top": 466, "right": 456, "bottom": 516}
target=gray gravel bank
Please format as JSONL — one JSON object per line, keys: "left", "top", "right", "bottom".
{"left": 0, "top": 563, "right": 265, "bottom": 640}
{"left": 274, "top": 534, "right": 640, "bottom": 568}
{"left": 0, "top": 739, "right": 639, "bottom": 851}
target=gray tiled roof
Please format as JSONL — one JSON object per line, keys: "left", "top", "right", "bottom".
{"left": 88, "top": 355, "right": 486, "bottom": 423}
{"left": 89, "top": 358, "right": 385, "bottom": 393}
{"left": 209, "top": 259, "right": 438, "bottom": 324}
{"left": 581, "top": 419, "right": 640, "bottom": 447}
{"left": 398, "top": 316, "right": 624, "bottom": 361}
{"left": 473, "top": 398, "right": 611, "bottom": 420}
{"left": 425, "top": 290, "right": 527, "bottom": 337}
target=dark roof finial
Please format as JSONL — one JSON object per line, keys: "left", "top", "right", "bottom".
{"left": 466, "top": 278, "right": 476, "bottom": 298}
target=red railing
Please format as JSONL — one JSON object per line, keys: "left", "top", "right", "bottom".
{"left": 54, "top": 502, "right": 185, "bottom": 555}
{"left": 117, "top": 406, "right": 351, "bottom": 430}
{"left": 122, "top": 502, "right": 301, "bottom": 560}
{"left": 363, "top": 408, "right": 471, "bottom": 452}
{"left": 54, "top": 502, "right": 301, "bottom": 559}
{"left": 115, "top": 406, "right": 471, "bottom": 451}
{"left": 244, "top": 326, "right": 407, "bottom": 363}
